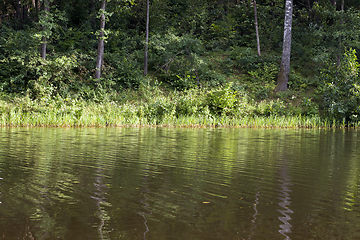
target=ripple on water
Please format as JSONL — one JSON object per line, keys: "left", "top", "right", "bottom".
{"left": 1, "top": 128, "right": 360, "bottom": 240}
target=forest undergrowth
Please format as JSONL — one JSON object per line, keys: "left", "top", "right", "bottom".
{"left": 1, "top": 1, "right": 360, "bottom": 128}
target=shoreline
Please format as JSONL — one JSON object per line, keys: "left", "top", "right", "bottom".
{"left": 0, "top": 115, "right": 354, "bottom": 129}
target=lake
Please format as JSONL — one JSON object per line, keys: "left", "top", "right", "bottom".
{"left": 0, "top": 127, "right": 359, "bottom": 240}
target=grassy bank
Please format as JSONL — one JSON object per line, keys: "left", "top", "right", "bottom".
{"left": 0, "top": 84, "right": 356, "bottom": 128}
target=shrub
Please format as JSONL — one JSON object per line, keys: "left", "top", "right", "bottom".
{"left": 255, "top": 99, "right": 287, "bottom": 117}
{"left": 205, "top": 84, "right": 237, "bottom": 115}
{"left": 301, "top": 97, "right": 319, "bottom": 117}
{"left": 28, "top": 54, "right": 79, "bottom": 99}
{"left": 104, "top": 52, "right": 144, "bottom": 89}
{"left": 320, "top": 48, "right": 360, "bottom": 124}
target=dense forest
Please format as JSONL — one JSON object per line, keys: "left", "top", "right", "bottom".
{"left": 1, "top": 0, "right": 360, "bottom": 127}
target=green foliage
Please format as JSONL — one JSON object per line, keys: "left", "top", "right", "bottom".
{"left": 310, "top": 4, "right": 360, "bottom": 65}
{"left": 301, "top": 97, "right": 319, "bottom": 117}
{"left": 143, "top": 96, "right": 176, "bottom": 124}
{"left": 37, "top": 7, "right": 68, "bottom": 44}
{"left": 288, "top": 72, "right": 315, "bottom": 92}
{"left": 229, "top": 47, "right": 280, "bottom": 71}
{"left": 174, "top": 72, "right": 197, "bottom": 90}
{"left": 255, "top": 99, "right": 287, "bottom": 116}
{"left": 150, "top": 32, "right": 204, "bottom": 71}
{"left": 1, "top": 0, "right": 360, "bottom": 128}
{"left": 247, "top": 62, "right": 278, "bottom": 99}
{"left": 173, "top": 89, "right": 203, "bottom": 117}
{"left": 30, "top": 54, "right": 79, "bottom": 98}
{"left": 320, "top": 48, "right": 360, "bottom": 123}
{"left": 0, "top": 27, "right": 39, "bottom": 93}
{"left": 56, "top": 27, "right": 95, "bottom": 52}
{"left": 230, "top": 2, "right": 257, "bottom": 48}
{"left": 148, "top": 32, "right": 226, "bottom": 89}
{"left": 205, "top": 84, "right": 237, "bottom": 115}
{"left": 104, "top": 52, "right": 144, "bottom": 89}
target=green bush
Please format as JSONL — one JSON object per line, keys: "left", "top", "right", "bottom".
{"left": 104, "top": 52, "right": 144, "bottom": 89}
{"left": 301, "top": 97, "right": 319, "bottom": 117}
{"left": 28, "top": 54, "right": 79, "bottom": 99}
{"left": 255, "top": 99, "right": 287, "bottom": 117}
{"left": 229, "top": 47, "right": 280, "bottom": 71}
{"left": 205, "top": 84, "right": 237, "bottom": 115}
{"left": 0, "top": 27, "right": 40, "bottom": 93}
{"left": 148, "top": 32, "right": 211, "bottom": 89}
{"left": 320, "top": 48, "right": 360, "bottom": 124}
{"left": 247, "top": 62, "right": 278, "bottom": 99}
{"left": 174, "top": 88, "right": 205, "bottom": 117}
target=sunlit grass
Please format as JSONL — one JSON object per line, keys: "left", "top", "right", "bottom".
{"left": 0, "top": 88, "right": 357, "bottom": 129}
{"left": 0, "top": 106, "right": 347, "bottom": 128}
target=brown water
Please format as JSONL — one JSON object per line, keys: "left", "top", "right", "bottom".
{"left": 0, "top": 127, "right": 359, "bottom": 240}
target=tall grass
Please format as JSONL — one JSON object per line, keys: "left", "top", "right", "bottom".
{"left": 0, "top": 86, "right": 357, "bottom": 128}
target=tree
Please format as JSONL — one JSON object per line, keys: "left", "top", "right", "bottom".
{"left": 336, "top": 0, "right": 344, "bottom": 67}
{"left": 40, "top": 0, "right": 50, "bottom": 60}
{"left": 95, "top": 0, "right": 107, "bottom": 80}
{"left": 253, "top": 0, "right": 261, "bottom": 56}
{"left": 275, "top": 0, "right": 293, "bottom": 92}
{"left": 144, "top": 0, "right": 149, "bottom": 76}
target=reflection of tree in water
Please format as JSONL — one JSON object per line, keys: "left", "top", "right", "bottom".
{"left": 91, "top": 167, "right": 109, "bottom": 240}
{"left": 138, "top": 176, "right": 152, "bottom": 240}
{"left": 248, "top": 190, "right": 260, "bottom": 240}
{"left": 0, "top": 170, "right": 2, "bottom": 204}
{"left": 277, "top": 162, "right": 293, "bottom": 240}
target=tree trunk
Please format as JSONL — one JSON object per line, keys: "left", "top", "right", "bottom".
{"left": 22, "top": 3, "right": 28, "bottom": 21}
{"left": 95, "top": 0, "right": 106, "bottom": 80}
{"left": 253, "top": 0, "right": 261, "bottom": 56}
{"left": 144, "top": 0, "right": 149, "bottom": 76}
{"left": 275, "top": 0, "right": 293, "bottom": 92}
{"left": 40, "top": 0, "right": 49, "bottom": 60}
{"left": 15, "top": 0, "right": 21, "bottom": 19}
{"left": 36, "top": 0, "right": 40, "bottom": 13}
{"left": 15, "top": 0, "right": 22, "bottom": 28}
{"left": 336, "top": 0, "right": 344, "bottom": 67}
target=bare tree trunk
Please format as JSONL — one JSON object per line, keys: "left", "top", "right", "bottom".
{"left": 253, "top": 0, "right": 261, "bottom": 56}
{"left": 275, "top": 0, "right": 293, "bottom": 92}
{"left": 144, "top": 0, "right": 150, "bottom": 76}
{"left": 95, "top": 0, "right": 106, "bottom": 80}
{"left": 40, "top": 0, "right": 49, "bottom": 60}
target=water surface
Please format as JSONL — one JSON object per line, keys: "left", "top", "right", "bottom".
{"left": 0, "top": 127, "right": 359, "bottom": 240}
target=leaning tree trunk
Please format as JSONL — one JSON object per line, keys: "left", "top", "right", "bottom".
{"left": 40, "top": 0, "right": 49, "bottom": 60}
{"left": 144, "top": 0, "right": 149, "bottom": 76}
{"left": 275, "top": 0, "right": 293, "bottom": 92}
{"left": 95, "top": 0, "right": 106, "bottom": 80}
{"left": 253, "top": 0, "right": 261, "bottom": 56}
